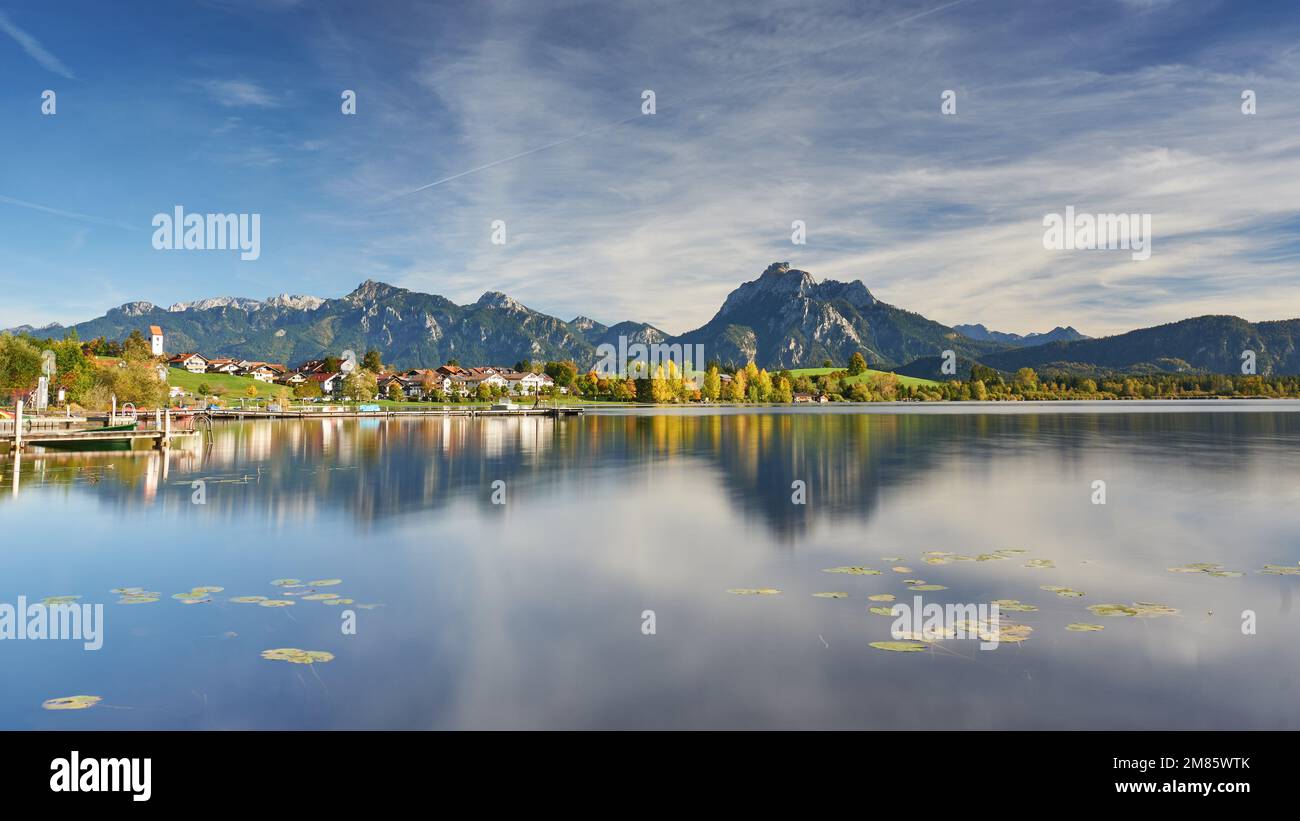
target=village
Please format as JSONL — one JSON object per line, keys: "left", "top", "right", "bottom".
{"left": 119, "top": 326, "right": 894, "bottom": 407}
{"left": 168, "top": 349, "right": 561, "bottom": 403}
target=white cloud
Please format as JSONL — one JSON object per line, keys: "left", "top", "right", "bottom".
{"left": 0, "top": 10, "right": 75, "bottom": 79}
{"left": 199, "top": 79, "right": 280, "bottom": 108}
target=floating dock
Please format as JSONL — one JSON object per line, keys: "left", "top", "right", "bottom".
{"left": 0, "top": 403, "right": 203, "bottom": 453}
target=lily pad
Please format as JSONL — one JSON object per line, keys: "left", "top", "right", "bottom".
{"left": 1039, "top": 585, "right": 1085, "bottom": 598}
{"left": 117, "top": 595, "right": 160, "bottom": 604}
{"left": 270, "top": 579, "right": 302, "bottom": 587}
{"left": 1087, "top": 603, "right": 1140, "bottom": 617}
{"left": 891, "top": 566, "right": 913, "bottom": 573}
{"left": 258, "top": 599, "right": 295, "bottom": 607}
{"left": 992, "top": 599, "right": 1038, "bottom": 612}
{"left": 909, "top": 584, "right": 947, "bottom": 591}
{"left": 1066, "top": 623, "right": 1105, "bottom": 632}
{"left": 812, "top": 592, "right": 848, "bottom": 599}
{"left": 1086, "top": 601, "right": 1179, "bottom": 619}
{"left": 307, "top": 579, "right": 342, "bottom": 587}
{"left": 1260, "top": 565, "right": 1300, "bottom": 576}
{"left": 1133, "top": 601, "right": 1179, "bottom": 618}
{"left": 229, "top": 596, "right": 268, "bottom": 604}
{"left": 869, "top": 641, "right": 928, "bottom": 652}
{"left": 1024, "top": 559, "right": 1055, "bottom": 569}
{"left": 1169, "top": 562, "right": 1243, "bottom": 578}
{"left": 869, "top": 606, "right": 897, "bottom": 616}
{"left": 40, "top": 596, "right": 80, "bottom": 606}
{"left": 260, "top": 648, "right": 334, "bottom": 664}
{"left": 726, "top": 588, "right": 781, "bottom": 595}
{"left": 321, "top": 598, "right": 354, "bottom": 606}
{"left": 868, "top": 594, "right": 896, "bottom": 602}
{"left": 302, "top": 593, "right": 341, "bottom": 601}
{"left": 41, "top": 695, "right": 101, "bottom": 711}
{"left": 993, "top": 623, "right": 1034, "bottom": 643}
{"left": 822, "top": 567, "right": 881, "bottom": 575}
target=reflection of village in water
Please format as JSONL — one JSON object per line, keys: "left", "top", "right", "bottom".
{"left": 4, "top": 406, "right": 1300, "bottom": 729}
{"left": 5, "top": 409, "right": 1300, "bottom": 541}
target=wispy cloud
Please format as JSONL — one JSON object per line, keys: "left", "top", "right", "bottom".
{"left": 0, "top": 194, "right": 134, "bottom": 231}
{"left": 0, "top": 10, "right": 75, "bottom": 79}
{"left": 198, "top": 78, "right": 280, "bottom": 108}
{"left": 333, "top": 0, "right": 1300, "bottom": 336}
{"left": 8, "top": 0, "right": 1300, "bottom": 336}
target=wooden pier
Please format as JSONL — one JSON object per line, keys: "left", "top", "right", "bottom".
{"left": 0, "top": 402, "right": 202, "bottom": 454}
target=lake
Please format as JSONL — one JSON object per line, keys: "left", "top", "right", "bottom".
{"left": 3, "top": 402, "right": 1300, "bottom": 729}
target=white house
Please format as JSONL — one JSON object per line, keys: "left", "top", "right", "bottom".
{"left": 168, "top": 353, "right": 209, "bottom": 374}
{"left": 505, "top": 371, "right": 553, "bottom": 395}
{"left": 307, "top": 372, "right": 342, "bottom": 396}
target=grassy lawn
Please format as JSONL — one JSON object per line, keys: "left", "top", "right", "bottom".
{"left": 166, "top": 367, "right": 265, "bottom": 397}
{"left": 787, "top": 367, "right": 940, "bottom": 388}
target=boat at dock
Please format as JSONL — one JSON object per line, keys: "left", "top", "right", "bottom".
{"left": 36, "top": 421, "right": 139, "bottom": 451}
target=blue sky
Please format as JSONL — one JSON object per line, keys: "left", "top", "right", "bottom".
{"left": 2, "top": 0, "right": 1300, "bottom": 336}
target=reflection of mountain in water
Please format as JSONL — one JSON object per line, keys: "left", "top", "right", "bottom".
{"left": 4, "top": 411, "right": 1299, "bottom": 539}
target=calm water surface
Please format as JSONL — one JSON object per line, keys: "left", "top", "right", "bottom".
{"left": 3, "top": 403, "right": 1299, "bottom": 729}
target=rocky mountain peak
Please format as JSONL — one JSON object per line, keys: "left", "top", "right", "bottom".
{"left": 476, "top": 291, "right": 526, "bottom": 312}
{"left": 264, "top": 294, "right": 326, "bottom": 311}
{"left": 113, "top": 301, "right": 158, "bottom": 316}
{"left": 345, "top": 280, "right": 404, "bottom": 303}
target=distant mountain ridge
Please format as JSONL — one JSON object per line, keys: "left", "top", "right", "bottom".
{"left": 953, "top": 323, "right": 1089, "bottom": 347}
{"left": 12, "top": 280, "right": 668, "bottom": 371}
{"left": 6, "top": 264, "right": 1298, "bottom": 375}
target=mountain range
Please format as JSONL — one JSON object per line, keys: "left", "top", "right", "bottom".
{"left": 952, "top": 323, "right": 1088, "bottom": 347}
{"left": 7, "top": 262, "right": 1299, "bottom": 376}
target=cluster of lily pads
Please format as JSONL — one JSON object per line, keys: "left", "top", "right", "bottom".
{"left": 38, "top": 577, "right": 375, "bottom": 713}
{"left": 112, "top": 587, "right": 160, "bottom": 604}
{"left": 1167, "top": 560, "right": 1300, "bottom": 577}
{"left": 227, "top": 578, "right": 358, "bottom": 607}
{"left": 726, "top": 547, "right": 1207, "bottom": 653}
{"left": 172, "top": 586, "right": 223, "bottom": 605}
{"left": 1258, "top": 563, "right": 1300, "bottom": 576}
{"left": 1168, "top": 562, "right": 1243, "bottom": 578}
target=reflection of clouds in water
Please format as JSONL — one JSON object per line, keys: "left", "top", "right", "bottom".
{"left": 347, "top": 468, "right": 1299, "bottom": 729}
{"left": 4, "top": 409, "right": 1300, "bottom": 728}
